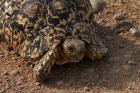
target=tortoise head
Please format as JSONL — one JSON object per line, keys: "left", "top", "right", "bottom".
{"left": 61, "top": 36, "right": 86, "bottom": 63}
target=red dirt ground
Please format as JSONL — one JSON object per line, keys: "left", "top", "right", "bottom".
{"left": 0, "top": 0, "right": 140, "bottom": 93}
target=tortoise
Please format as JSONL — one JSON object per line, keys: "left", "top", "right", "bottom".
{"left": 0, "top": 0, "right": 108, "bottom": 81}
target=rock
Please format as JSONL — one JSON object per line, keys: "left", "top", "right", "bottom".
{"left": 129, "top": 28, "right": 140, "bottom": 37}
{"left": 0, "top": 51, "right": 4, "bottom": 58}
{"left": 128, "top": 61, "right": 136, "bottom": 65}
{"left": 114, "top": 12, "right": 127, "bottom": 21}
{"left": 35, "top": 82, "right": 41, "bottom": 86}
{"left": 129, "top": 28, "right": 137, "bottom": 34}
{"left": 17, "top": 81, "right": 22, "bottom": 85}
{"left": 83, "top": 86, "right": 91, "bottom": 92}
{"left": 5, "top": 83, "right": 10, "bottom": 89}
{"left": 90, "top": 0, "right": 106, "bottom": 13}
{"left": 127, "top": 85, "right": 133, "bottom": 90}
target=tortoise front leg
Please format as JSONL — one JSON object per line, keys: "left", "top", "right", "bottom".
{"left": 33, "top": 48, "right": 59, "bottom": 81}
{"left": 86, "top": 35, "right": 108, "bottom": 61}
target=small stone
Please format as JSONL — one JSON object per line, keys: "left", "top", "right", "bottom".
{"left": 83, "top": 86, "right": 90, "bottom": 92}
{"left": 129, "top": 28, "right": 137, "bottom": 34}
{"left": 0, "top": 54, "right": 4, "bottom": 58}
{"left": 128, "top": 61, "right": 136, "bottom": 65}
{"left": 17, "top": 81, "right": 22, "bottom": 85}
{"left": 29, "top": 64, "right": 34, "bottom": 68}
{"left": 5, "top": 83, "right": 10, "bottom": 89}
{"left": 35, "top": 82, "right": 41, "bottom": 86}
{"left": 129, "top": 28, "right": 140, "bottom": 37}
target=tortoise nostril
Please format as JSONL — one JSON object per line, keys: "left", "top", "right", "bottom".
{"left": 68, "top": 46, "right": 75, "bottom": 52}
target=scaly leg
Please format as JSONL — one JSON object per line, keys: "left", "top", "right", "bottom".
{"left": 86, "top": 34, "right": 108, "bottom": 61}
{"left": 33, "top": 48, "right": 59, "bottom": 81}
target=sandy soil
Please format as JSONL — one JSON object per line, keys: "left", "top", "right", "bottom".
{"left": 0, "top": 0, "right": 140, "bottom": 93}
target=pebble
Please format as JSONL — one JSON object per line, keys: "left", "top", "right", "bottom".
{"left": 83, "top": 86, "right": 91, "bottom": 92}
{"left": 0, "top": 51, "right": 4, "bottom": 58}
{"left": 17, "top": 81, "right": 22, "bottom": 85}
{"left": 129, "top": 28, "right": 140, "bottom": 37}
{"left": 35, "top": 82, "right": 41, "bottom": 86}
{"left": 0, "top": 55, "right": 4, "bottom": 58}
{"left": 129, "top": 28, "right": 137, "bottom": 34}
{"left": 127, "top": 85, "right": 133, "bottom": 90}
{"left": 128, "top": 61, "right": 136, "bottom": 65}
{"left": 127, "top": 82, "right": 135, "bottom": 90}
{"left": 5, "top": 83, "right": 10, "bottom": 89}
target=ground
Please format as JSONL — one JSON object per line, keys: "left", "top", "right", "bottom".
{"left": 0, "top": 0, "right": 140, "bottom": 93}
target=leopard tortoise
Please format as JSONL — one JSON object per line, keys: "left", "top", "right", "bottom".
{"left": 0, "top": 0, "right": 108, "bottom": 81}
